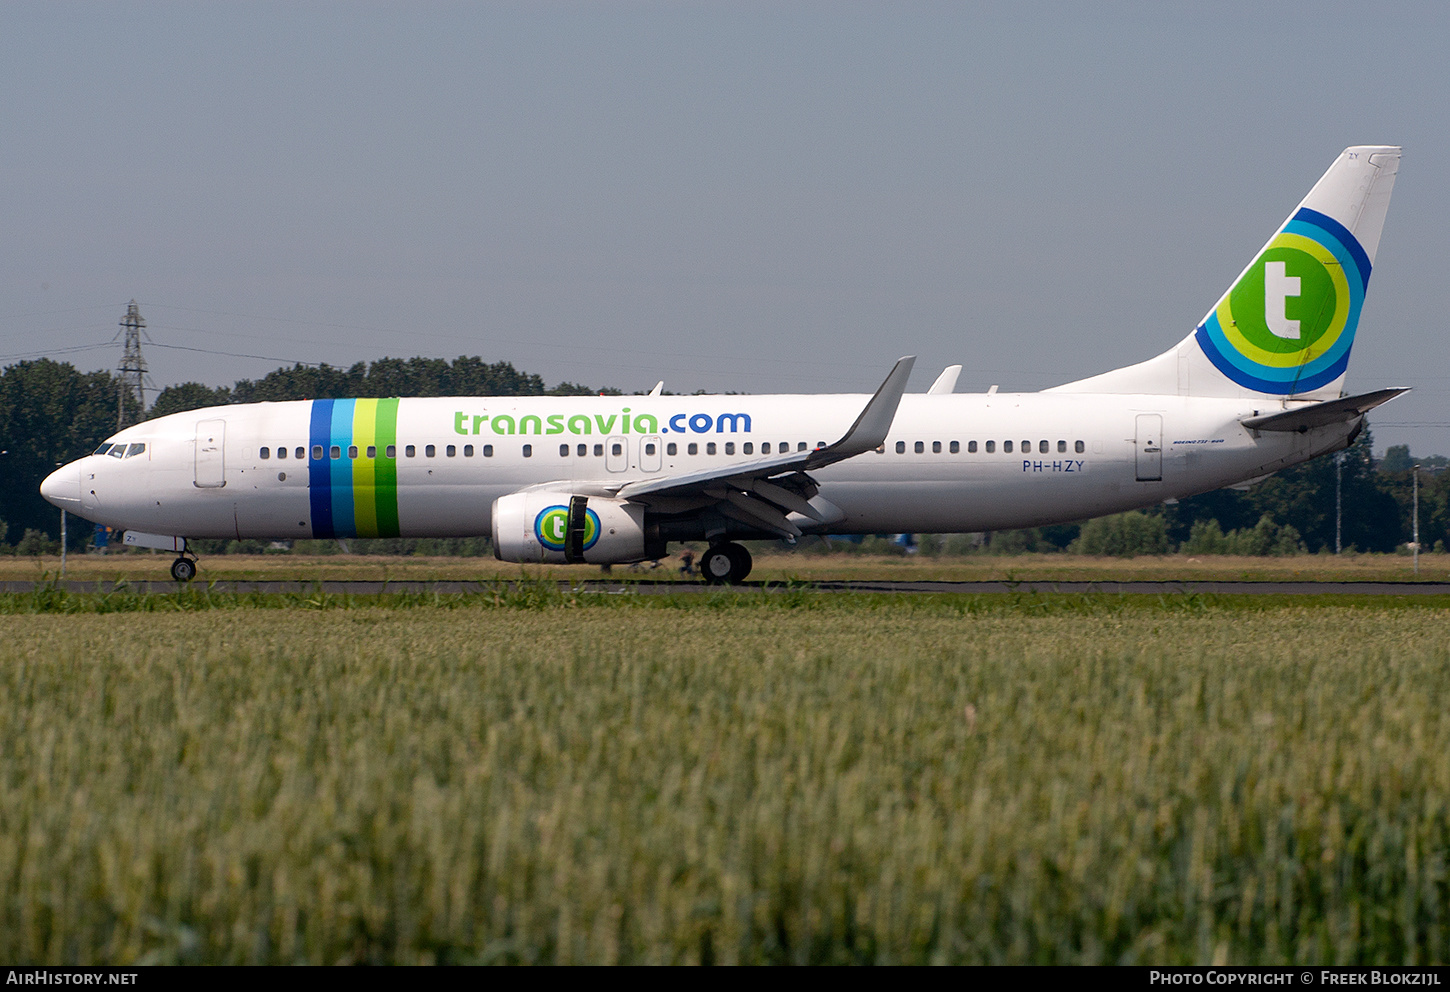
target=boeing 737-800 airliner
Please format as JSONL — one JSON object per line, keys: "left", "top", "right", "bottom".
{"left": 43, "top": 146, "right": 1405, "bottom": 584}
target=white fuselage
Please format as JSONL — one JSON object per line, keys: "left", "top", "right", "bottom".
{"left": 50, "top": 391, "right": 1350, "bottom": 542}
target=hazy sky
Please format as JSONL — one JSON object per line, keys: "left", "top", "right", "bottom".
{"left": 4, "top": 1, "right": 1447, "bottom": 453}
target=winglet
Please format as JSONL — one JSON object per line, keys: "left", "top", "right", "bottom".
{"left": 807, "top": 356, "right": 915, "bottom": 467}
{"left": 927, "top": 365, "right": 961, "bottom": 395}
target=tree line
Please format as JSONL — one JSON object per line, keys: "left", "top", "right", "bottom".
{"left": 0, "top": 355, "right": 1444, "bottom": 555}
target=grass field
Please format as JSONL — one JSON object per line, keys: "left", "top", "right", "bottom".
{"left": 4, "top": 549, "right": 1448, "bottom": 584}
{"left": 3, "top": 590, "right": 1450, "bottom": 964}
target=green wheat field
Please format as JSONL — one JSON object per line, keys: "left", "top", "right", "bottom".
{"left": 3, "top": 586, "right": 1449, "bottom": 964}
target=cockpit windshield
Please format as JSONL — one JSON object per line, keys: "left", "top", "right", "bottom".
{"left": 101, "top": 441, "right": 146, "bottom": 459}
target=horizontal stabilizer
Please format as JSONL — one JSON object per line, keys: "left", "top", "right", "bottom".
{"left": 1241, "top": 387, "right": 1409, "bottom": 433}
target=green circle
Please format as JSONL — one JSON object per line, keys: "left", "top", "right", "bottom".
{"left": 1228, "top": 247, "right": 1337, "bottom": 354}
{"left": 537, "top": 508, "right": 569, "bottom": 548}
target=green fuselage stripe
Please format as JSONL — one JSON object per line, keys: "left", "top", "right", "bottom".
{"left": 374, "top": 397, "right": 400, "bottom": 537}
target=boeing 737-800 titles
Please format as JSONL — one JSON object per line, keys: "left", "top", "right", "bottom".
{"left": 43, "top": 146, "right": 1405, "bottom": 584}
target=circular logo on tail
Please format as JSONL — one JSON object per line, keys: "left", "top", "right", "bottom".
{"left": 1195, "top": 209, "right": 1370, "bottom": 394}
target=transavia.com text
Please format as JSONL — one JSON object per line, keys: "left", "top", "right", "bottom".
{"left": 1151, "top": 975, "right": 1442, "bottom": 986}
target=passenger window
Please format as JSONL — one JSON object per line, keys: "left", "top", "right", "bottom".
{"left": 296, "top": 447, "right": 305, "bottom": 460}
{"left": 405, "top": 445, "right": 416, "bottom": 457}
{"left": 797, "top": 442, "right": 807, "bottom": 452}
{"left": 743, "top": 442, "right": 753, "bottom": 455}
{"left": 348, "top": 445, "right": 359, "bottom": 459}
{"left": 762, "top": 442, "right": 771, "bottom": 454}
{"left": 706, "top": 442, "right": 717, "bottom": 455}
{"left": 780, "top": 441, "right": 789, "bottom": 452}
{"left": 260, "top": 447, "right": 270, "bottom": 460}
{"left": 1022, "top": 441, "right": 1030, "bottom": 453}
{"left": 425, "top": 445, "right": 435, "bottom": 457}
{"left": 522, "top": 444, "right": 532, "bottom": 457}
{"left": 367, "top": 445, "right": 377, "bottom": 459}
{"left": 1004, "top": 440, "right": 1013, "bottom": 453}
{"left": 463, "top": 445, "right": 474, "bottom": 457}
{"left": 278, "top": 447, "right": 288, "bottom": 460}
{"left": 331, "top": 445, "right": 342, "bottom": 459}
{"left": 560, "top": 444, "right": 569, "bottom": 457}
{"left": 724, "top": 442, "right": 734, "bottom": 455}
{"left": 577, "top": 444, "right": 587, "bottom": 457}
{"left": 126, "top": 443, "right": 146, "bottom": 458}
{"left": 950, "top": 441, "right": 959, "bottom": 454}
{"left": 1057, "top": 440, "right": 1067, "bottom": 453}
{"left": 667, "top": 442, "right": 677, "bottom": 455}
{"left": 986, "top": 441, "right": 995, "bottom": 453}
{"left": 446, "top": 445, "right": 456, "bottom": 457}
{"left": 896, "top": 441, "right": 906, "bottom": 454}
{"left": 1076, "top": 440, "right": 1085, "bottom": 453}
{"left": 688, "top": 442, "right": 698, "bottom": 455}
{"left": 93, "top": 443, "right": 113, "bottom": 456}
{"left": 386, "top": 445, "right": 396, "bottom": 458}
{"left": 593, "top": 444, "right": 604, "bottom": 457}
{"left": 932, "top": 441, "right": 942, "bottom": 453}
{"left": 914, "top": 441, "right": 924, "bottom": 454}
{"left": 483, "top": 444, "right": 494, "bottom": 457}
{"left": 313, "top": 445, "right": 324, "bottom": 460}
{"left": 967, "top": 441, "right": 976, "bottom": 453}
{"left": 645, "top": 442, "right": 657, "bottom": 455}
{"left": 1039, "top": 440, "right": 1048, "bottom": 454}
{"left": 612, "top": 442, "right": 623, "bottom": 456}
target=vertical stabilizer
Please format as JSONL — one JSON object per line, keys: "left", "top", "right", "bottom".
{"left": 1049, "top": 146, "right": 1400, "bottom": 399}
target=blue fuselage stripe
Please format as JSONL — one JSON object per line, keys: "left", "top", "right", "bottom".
{"left": 308, "top": 399, "right": 335, "bottom": 538}
{"left": 329, "top": 398, "right": 356, "bottom": 537}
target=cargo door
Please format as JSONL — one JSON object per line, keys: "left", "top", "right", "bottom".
{"left": 194, "top": 419, "right": 227, "bottom": 488}
{"left": 1135, "top": 414, "right": 1162, "bottom": 482}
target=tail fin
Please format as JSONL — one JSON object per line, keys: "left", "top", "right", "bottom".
{"left": 1050, "top": 145, "right": 1400, "bottom": 399}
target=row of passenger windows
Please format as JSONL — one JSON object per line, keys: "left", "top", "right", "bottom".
{"left": 892, "top": 439, "right": 1087, "bottom": 454}
{"left": 259, "top": 439, "right": 821, "bottom": 461}
{"left": 259, "top": 437, "right": 1088, "bottom": 462}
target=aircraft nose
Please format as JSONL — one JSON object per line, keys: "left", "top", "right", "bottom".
{"left": 40, "top": 463, "right": 82, "bottom": 509}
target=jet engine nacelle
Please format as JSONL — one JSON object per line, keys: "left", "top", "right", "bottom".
{"left": 491, "top": 491, "right": 654, "bottom": 564}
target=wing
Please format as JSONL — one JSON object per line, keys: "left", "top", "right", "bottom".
{"left": 600, "top": 356, "right": 916, "bottom": 538}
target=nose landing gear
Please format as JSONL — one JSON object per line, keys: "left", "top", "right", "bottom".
{"left": 701, "top": 542, "right": 752, "bottom": 585}
{"left": 170, "top": 554, "right": 198, "bottom": 583}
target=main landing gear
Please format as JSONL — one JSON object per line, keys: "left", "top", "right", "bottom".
{"left": 700, "top": 542, "right": 752, "bottom": 585}
{"left": 170, "top": 554, "right": 198, "bottom": 583}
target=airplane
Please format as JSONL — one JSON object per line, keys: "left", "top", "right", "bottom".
{"left": 42, "top": 145, "right": 1405, "bottom": 584}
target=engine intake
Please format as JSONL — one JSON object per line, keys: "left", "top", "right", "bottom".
{"left": 492, "top": 492, "right": 656, "bottom": 564}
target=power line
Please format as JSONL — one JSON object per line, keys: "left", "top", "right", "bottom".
{"left": 146, "top": 341, "right": 326, "bottom": 367}
{"left": 0, "top": 342, "right": 114, "bottom": 362}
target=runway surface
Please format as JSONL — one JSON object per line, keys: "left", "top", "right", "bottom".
{"left": 5, "top": 578, "right": 1450, "bottom": 596}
